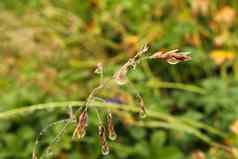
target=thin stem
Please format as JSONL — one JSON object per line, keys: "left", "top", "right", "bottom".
{"left": 149, "top": 80, "right": 206, "bottom": 94}
{"left": 84, "top": 79, "right": 113, "bottom": 109}
{"left": 40, "top": 120, "right": 71, "bottom": 159}
{"left": 0, "top": 101, "right": 224, "bottom": 138}
{"left": 95, "top": 108, "right": 103, "bottom": 124}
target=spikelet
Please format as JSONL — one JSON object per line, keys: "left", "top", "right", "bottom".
{"left": 108, "top": 112, "right": 117, "bottom": 141}
{"left": 150, "top": 49, "right": 192, "bottom": 64}
{"left": 73, "top": 111, "right": 88, "bottom": 139}
{"left": 98, "top": 124, "right": 110, "bottom": 155}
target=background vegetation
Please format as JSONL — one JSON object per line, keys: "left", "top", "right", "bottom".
{"left": 0, "top": 0, "right": 238, "bottom": 158}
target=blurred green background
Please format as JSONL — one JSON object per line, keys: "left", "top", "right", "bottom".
{"left": 0, "top": 0, "right": 238, "bottom": 159}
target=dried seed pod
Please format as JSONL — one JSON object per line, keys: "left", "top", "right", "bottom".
{"left": 98, "top": 124, "right": 110, "bottom": 155}
{"left": 108, "top": 112, "right": 117, "bottom": 141}
{"left": 150, "top": 49, "right": 192, "bottom": 64}
{"left": 73, "top": 111, "right": 88, "bottom": 139}
{"left": 101, "top": 145, "right": 110, "bottom": 155}
{"left": 98, "top": 124, "right": 106, "bottom": 145}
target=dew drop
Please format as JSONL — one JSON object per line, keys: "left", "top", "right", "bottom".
{"left": 109, "top": 131, "right": 117, "bottom": 141}
{"left": 166, "top": 57, "right": 179, "bottom": 64}
{"left": 101, "top": 145, "right": 110, "bottom": 155}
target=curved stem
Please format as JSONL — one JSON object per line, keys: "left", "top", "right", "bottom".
{"left": 0, "top": 101, "right": 230, "bottom": 151}
{"left": 0, "top": 101, "right": 224, "bottom": 138}
{"left": 148, "top": 80, "right": 206, "bottom": 94}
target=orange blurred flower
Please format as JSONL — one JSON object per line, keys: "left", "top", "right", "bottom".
{"left": 192, "top": 150, "right": 206, "bottom": 159}
{"left": 123, "top": 35, "right": 139, "bottom": 57}
{"left": 192, "top": 0, "right": 210, "bottom": 16}
{"left": 209, "top": 50, "right": 236, "bottom": 65}
{"left": 214, "top": 6, "right": 236, "bottom": 26}
{"left": 230, "top": 120, "right": 238, "bottom": 135}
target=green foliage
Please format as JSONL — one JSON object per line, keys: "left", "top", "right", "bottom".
{"left": 0, "top": 0, "right": 238, "bottom": 159}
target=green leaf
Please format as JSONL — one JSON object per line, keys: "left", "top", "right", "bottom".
{"left": 150, "top": 131, "right": 166, "bottom": 148}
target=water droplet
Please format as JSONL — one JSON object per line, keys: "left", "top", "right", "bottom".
{"left": 109, "top": 131, "right": 117, "bottom": 141}
{"left": 101, "top": 145, "right": 110, "bottom": 155}
{"left": 166, "top": 57, "right": 179, "bottom": 64}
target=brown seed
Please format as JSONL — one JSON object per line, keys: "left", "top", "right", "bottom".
{"left": 98, "top": 124, "right": 106, "bottom": 146}
{"left": 73, "top": 111, "right": 88, "bottom": 139}
{"left": 150, "top": 49, "right": 191, "bottom": 64}
{"left": 98, "top": 123, "right": 110, "bottom": 155}
{"left": 108, "top": 112, "right": 117, "bottom": 141}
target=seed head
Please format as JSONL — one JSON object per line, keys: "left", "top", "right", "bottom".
{"left": 98, "top": 123, "right": 110, "bottom": 155}
{"left": 73, "top": 111, "right": 88, "bottom": 139}
{"left": 150, "top": 49, "right": 192, "bottom": 64}
{"left": 108, "top": 112, "right": 117, "bottom": 141}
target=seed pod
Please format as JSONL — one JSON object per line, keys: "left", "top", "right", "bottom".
{"left": 98, "top": 124, "right": 106, "bottom": 145}
{"left": 98, "top": 124, "right": 110, "bottom": 155}
{"left": 73, "top": 111, "right": 88, "bottom": 139}
{"left": 150, "top": 49, "right": 192, "bottom": 64}
{"left": 101, "top": 145, "right": 110, "bottom": 155}
{"left": 108, "top": 112, "right": 117, "bottom": 141}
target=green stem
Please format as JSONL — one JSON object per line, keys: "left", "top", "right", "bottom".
{"left": 0, "top": 101, "right": 223, "bottom": 138}
{"left": 148, "top": 80, "right": 206, "bottom": 94}
{"left": 0, "top": 101, "right": 228, "bottom": 149}
{"left": 133, "top": 121, "right": 213, "bottom": 145}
